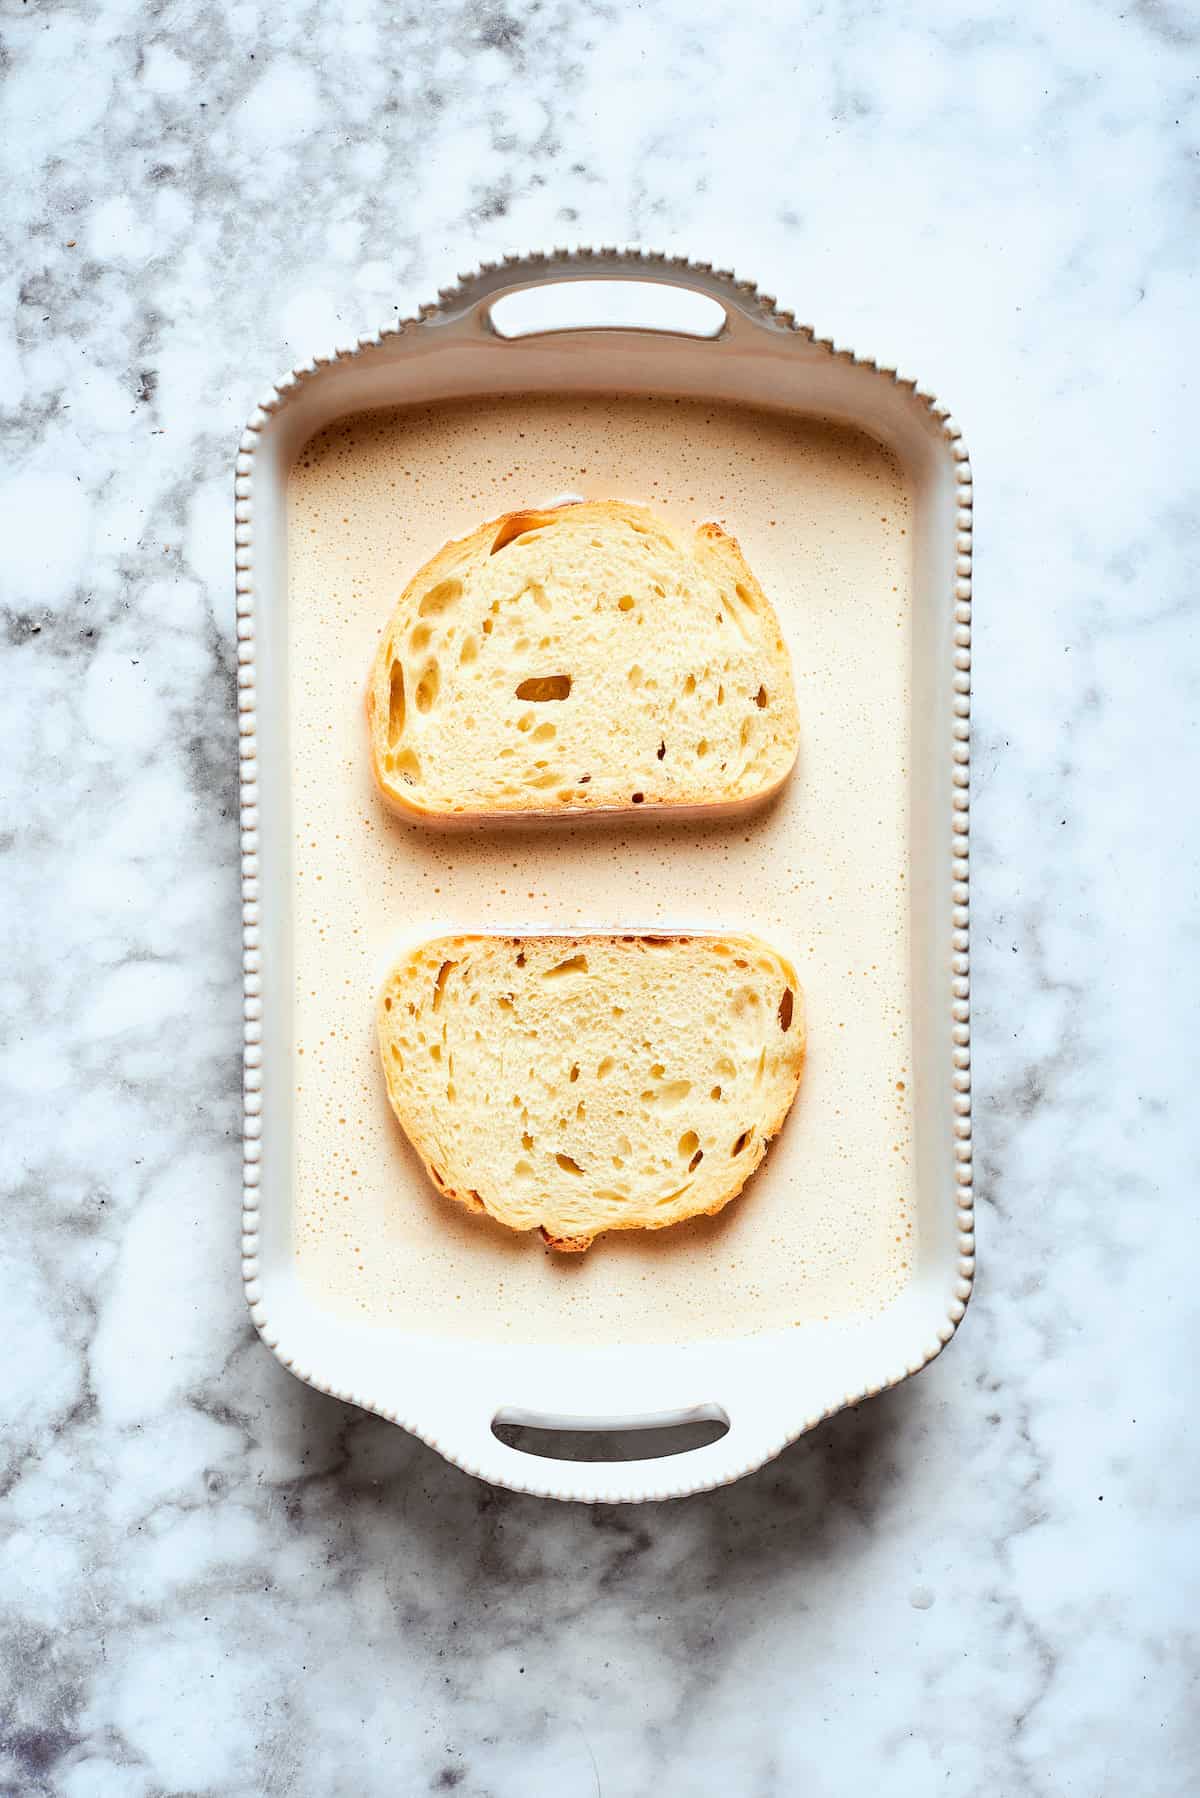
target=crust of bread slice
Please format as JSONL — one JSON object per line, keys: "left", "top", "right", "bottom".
{"left": 365, "top": 500, "right": 799, "bottom": 822}
{"left": 378, "top": 932, "right": 806, "bottom": 1251}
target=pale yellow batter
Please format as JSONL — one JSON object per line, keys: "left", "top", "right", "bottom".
{"left": 287, "top": 394, "right": 915, "bottom": 1344}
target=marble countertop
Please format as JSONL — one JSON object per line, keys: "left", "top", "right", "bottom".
{"left": 2, "top": 2, "right": 1196, "bottom": 1793}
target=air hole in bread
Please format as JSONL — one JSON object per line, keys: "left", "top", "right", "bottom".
{"left": 555, "top": 1152, "right": 585, "bottom": 1175}
{"left": 717, "top": 685, "right": 725, "bottom": 706}
{"left": 390, "top": 746, "right": 420, "bottom": 783}
{"left": 387, "top": 661, "right": 406, "bottom": 744}
{"left": 710, "top": 1084, "right": 721, "bottom": 1101}
{"left": 657, "top": 740, "right": 666, "bottom": 760}
{"left": 544, "top": 953, "right": 588, "bottom": 978}
{"left": 516, "top": 952, "right": 526, "bottom": 967}
{"left": 429, "top": 1043, "right": 441, "bottom": 1062}
{"left": 779, "top": 988, "right": 795, "bottom": 1032}
{"left": 631, "top": 791, "right": 645, "bottom": 804}
{"left": 569, "top": 1064, "right": 580, "bottom": 1083}
{"left": 628, "top": 665, "right": 643, "bottom": 688}
{"left": 415, "top": 661, "right": 440, "bottom": 713}
{"left": 482, "top": 618, "right": 493, "bottom": 635}
{"left": 696, "top": 739, "right": 710, "bottom": 758}
{"left": 490, "top": 511, "right": 558, "bottom": 555}
{"left": 432, "top": 961, "right": 456, "bottom": 1010}
{"left": 732, "top": 1130, "right": 751, "bottom": 1157}
{"left": 688, "top": 1149, "right": 704, "bottom": 1173}
{"left": 652, "top": 1079, "right": 691, "bottom": 1109}
{"left": 617, "top": 595, "right": 635, "bottom": 612}
{"left": 596, "top": 1056, "right": 614, "bottom": 1079}
{"left": 756, "top": 685, "right": 769, "bottom": 708}
{"left": 722, "top": 584, "right": 756, "bottom": 643}
{"left": 410, "top": 622, "right": 432, "bottom": 653}
{"left": 683, "top": 673, "right": 696, "bottom": 695}
{"left": 532, "top": 721, "right": 556, "bottom": 742}
{"left": 521, "top": 1132, "right": 534, "bottom": 1150}
{"left": 418, "top": 579, "right": 462, "bottom": 617}
{"left": 515, "top": 674, "right": 571, "bottom": 702}
{"left": 383, "top": 996, "right": 393, "bottom": 1011}
{"left": 740, "top": 718, "right": 752, "bottom": 746}
{"left": 678, "top": 1130, "right": 699, "bottom": 1160}
{"left": 459, "top": 634, "right": 478, "bottom": 665}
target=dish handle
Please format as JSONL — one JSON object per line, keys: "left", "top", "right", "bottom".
{"left": 421, "top": 1388, "right": 794, "bottom": 1502}
{"left": 424, "top": 250, "right": 793, "bottom": 347}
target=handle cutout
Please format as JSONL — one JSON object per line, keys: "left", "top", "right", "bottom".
{"left": 488, "top": 280, "right": 727, "bottom": 341}
{"left": 492, "top": 1405, "right": 729, "bottom": 1463}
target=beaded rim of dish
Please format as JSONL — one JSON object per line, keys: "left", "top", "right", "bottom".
{"left": 235, "top": 247, "right": 973, "bottom": 1503}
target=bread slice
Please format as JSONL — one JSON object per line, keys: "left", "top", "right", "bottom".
{"left": 366, "top": 500, "right": 799, "bottom": 820}
{"left": 378, "top": 932, "right": 806, "bottom": 1251}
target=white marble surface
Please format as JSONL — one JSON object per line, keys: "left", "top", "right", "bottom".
{"left": 2, "top": 0, "right": 1197, "bottom": 1792}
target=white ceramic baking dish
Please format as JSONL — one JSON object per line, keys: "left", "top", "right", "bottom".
{"left": 236, "top": 250, "right": 974, "bottom": 1502}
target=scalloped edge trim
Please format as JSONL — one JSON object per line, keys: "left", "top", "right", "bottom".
{"left": 236, "top": 246, "right": 973, "bottom": 1503}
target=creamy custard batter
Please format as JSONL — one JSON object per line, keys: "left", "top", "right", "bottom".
{"left": 287, "top": 394, "right": 915, "bottom": 1345}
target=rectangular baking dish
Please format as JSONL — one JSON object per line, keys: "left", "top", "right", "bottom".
{"left": 236, "top": 251, "right": 974, "bottom": 1502}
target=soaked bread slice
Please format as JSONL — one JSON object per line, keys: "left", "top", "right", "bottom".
{"left": 377, "top": 932, "right": 806, "bottom": 1251}
{"left": 365, "top": 500, "right": 799, "bottom": 820}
